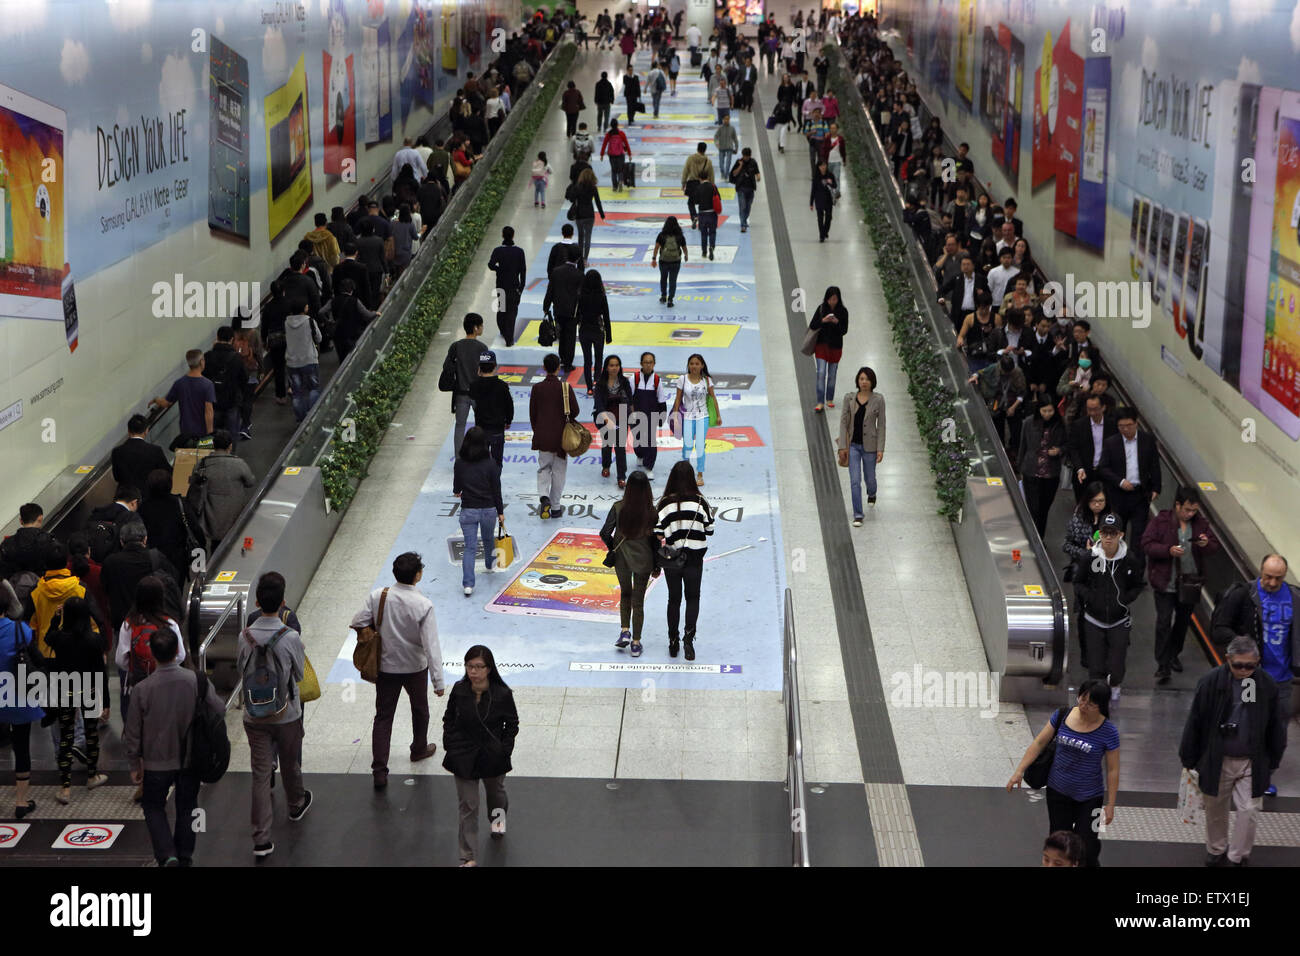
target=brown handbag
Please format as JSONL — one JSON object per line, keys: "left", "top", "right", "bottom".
{"left": 352, "top": 587, "right": 388, "bottom": 683}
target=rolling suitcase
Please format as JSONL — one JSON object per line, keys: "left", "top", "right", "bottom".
{"left": 624, "top": 162, "right": 636, "bottom": 188}
{"left": 690, "top": 48, "right": 702, "bottom": 67}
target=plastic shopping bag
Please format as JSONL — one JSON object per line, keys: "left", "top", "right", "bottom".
{"left": 1177, "top": 768, "right": 1203, "bottom": 826}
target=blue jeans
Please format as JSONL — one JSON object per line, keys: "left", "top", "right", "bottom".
{"left": 737, "top": 187, "right": 754, "bottom": 228}
{"left": 682, "top": 417, "right": 708, "bottom": 474}
{"left": 659, "top": 259, "right": 681, "bottom": 299}
{"left": 848, "top": 443, "right": 879, "bottom": 518}
{"left": 459, "top": 507, "right": 498, "bottom": 588}
{"left": 288, "top": 364, "right": 320, "bottom": 422}
{"left": 718, "top": 149, "right": 734, "bottom": 176}
{"left": 814, "top": 357, "right": 839, "bottom": 405}
{"left": 533, "top": 179, "right": 546, "bottom": 203}
{"left": 716, "top": 107, "right": 730, "bottom": 124}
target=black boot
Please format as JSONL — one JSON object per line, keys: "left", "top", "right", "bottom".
{"left": 683, "top": 629, "right": 695, "bottom": 661}
{"left": 668, "top": 634, "right": 679, "bottom": 657}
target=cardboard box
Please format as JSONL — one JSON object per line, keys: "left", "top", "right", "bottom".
{"left": 171, "top": 448, "right": 213, "bottom": 495}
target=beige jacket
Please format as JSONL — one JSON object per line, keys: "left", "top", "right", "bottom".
{"left": 681, "top": 153, "right": 715, "bottom": 187}
{"left": 838, "top": 391, "right": 887, "bottom": 453}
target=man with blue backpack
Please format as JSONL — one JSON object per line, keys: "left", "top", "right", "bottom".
{"left": 647, "top": 62, "right": 667, "bottom": 118}
{"left": 238, "top": 572, "right": 309, "bottom": 859}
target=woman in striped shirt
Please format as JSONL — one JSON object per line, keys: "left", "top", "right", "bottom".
{"left": 656, "top": 461, "right": 715, "bottom": 660}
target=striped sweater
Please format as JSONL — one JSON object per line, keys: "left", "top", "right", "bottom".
{"left": 657, "top": 497, "right": 715, "bottom": 552}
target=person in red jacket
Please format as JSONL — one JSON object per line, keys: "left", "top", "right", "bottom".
{"left": 1141, "top": 485, "right": 1220, "bottom": 683}
{"left": 619, "top": 30, "right": 636, "bottom": 69}
{"left": 600, "top": 119, "right": 632, "bottom": 192}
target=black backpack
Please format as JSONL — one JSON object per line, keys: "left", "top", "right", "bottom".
{"left": 148, "top": 550, "right": 186, "bottom": 624}
{"left": 207, "top": 350, "right": 243, "bottom": 411}
{"left": 85, "top": 505, "right": 125, "bottom": 564}
{"left": 186, "top": 671, "right": 230, "bottom": 783}
{"left": 438, "top": 344, "right": 458, "bottom": 392}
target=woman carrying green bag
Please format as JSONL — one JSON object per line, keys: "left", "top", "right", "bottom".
{"left": 670, "top": 353, "right": 721, "bottom": 486}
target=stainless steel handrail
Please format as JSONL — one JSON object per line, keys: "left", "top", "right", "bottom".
{"left": 197, "top": 592, "right": 243, "bottom": 677}
{"left": 783, "top": 588, "right": 811, "bottom": 867}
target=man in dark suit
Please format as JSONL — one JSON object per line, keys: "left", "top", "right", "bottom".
{"left": 547, "top": 224, "right": 579, "bottom": 275}
{"left": 542, "top": 253, "right": 583, "bottom": 373}
{"left": 1098, "top": 406, "right": 1161, "bottom": 545}
{"left": 333, "top": 243, "right": 372, "bottom": 312}
{"left": 938, "top": 254, "right": 989, "bottom": 331}
{"left": 487, "top": 226, "right": 526, "bottom": 347}
{"left": 1023, "top": 313, "right": 1071, "bottom": 400}
{"left": 1066, "top": 395, "right": 1118, "bottom": 499}
{"left": 112, "top": 415, "right": 171, "bottom": 495}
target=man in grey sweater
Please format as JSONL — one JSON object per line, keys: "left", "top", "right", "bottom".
{"left": 124, "top": 627, "right": 225, "bottom": 866}
{"left": 238, "top": 572, "right": 309, "bottom": 858}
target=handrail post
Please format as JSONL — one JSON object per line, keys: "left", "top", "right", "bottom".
{"left": 784, "top": 588, "right": 811, "bottom": 867}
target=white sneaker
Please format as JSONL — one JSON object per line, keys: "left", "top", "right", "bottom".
{"left": 464, "top": 586, "right": 473, "bottom": 597}
{"left": 852, "top": 518, "right": 863, "bottom": 527}
{"left": 1110, "top": 685, "right": 1121, "bottom": 702}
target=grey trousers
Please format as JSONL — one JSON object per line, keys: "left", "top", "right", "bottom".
{"left": 246, "top": 718, "right": 305, "bottom": 845}
{"left": 453, "top": 394, "right": 474, "bottom": 457}
{"left": 455, "top": 774, "right": 508, "bottom": 863}
{"left": 537, "top": 451, "right": 568, "bottom": 504}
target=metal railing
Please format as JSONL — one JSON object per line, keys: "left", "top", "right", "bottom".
{"left": 197, "top": 592, "right": 244, "bottom": 706}
{"left": 783, "top": 588, "right": 811, "bottom": 867}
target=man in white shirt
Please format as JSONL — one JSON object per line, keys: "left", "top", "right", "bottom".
{"left": 986, "top": 245, "right": 1019, "bottom": 310}
{"left": 686, "top": 23, "right": 702, "bottom": 51}
{"left": 994, "top": 220, "right": 1018, "bottom": 255}
{"left": 391, "top": 137, "right": 428, "bottom": 183}
{"left": 350, "top": 551, "right": 446, "bottom": 789}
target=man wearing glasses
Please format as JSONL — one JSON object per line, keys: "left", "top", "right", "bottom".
{"left": 1179, "top": 635, "right": 1287, "bottom": 866}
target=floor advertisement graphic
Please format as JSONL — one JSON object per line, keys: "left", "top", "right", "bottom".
{"left": 328, "top": 63, "right": 785, "bottom": 690}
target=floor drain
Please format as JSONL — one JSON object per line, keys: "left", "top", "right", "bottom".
{"left": 605, "top": 781, "right": 620, "bottom": 791}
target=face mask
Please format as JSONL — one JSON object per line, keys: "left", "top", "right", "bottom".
{"left": 1078, "top": 358, "right": 1092, "bottom": 369}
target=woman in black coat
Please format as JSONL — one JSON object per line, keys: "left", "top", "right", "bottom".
{"left": 576, "top": 268, "right": 612, "bottom": 394}
{"left": 1018, "top": 397, "right": 1067, "bottom": 538}
{"left": 138, "top": 468, "right": 192, "bottom": 586}
{"left": 808, "top": 284, "right": 848, "bottom": 412}
{"left": 442, "top": 645, "right": 519, "bottom": 867}
{"left": 592, "top": 354, "right": 634, "bottom": 485}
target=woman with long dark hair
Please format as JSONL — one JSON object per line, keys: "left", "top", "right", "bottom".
{"left": 576, "top": 269, "right": 612, "bottom": 394}
{"left": 651, "top": 215, "right": 688, "bottom": 308}
{"left": 44, "top": 597, "right": 110, "bottom": 803}
{"left": 442, "top": 644, "right": 519, "bottom": 867}
{"left": 670, "top": 353, "right": 720, "bottom": 486}
{"left": 593, "top": 355, "right": 634, "bottom": 487}
{"left": 565, "top": 167, "right": 605, "bottom": 268}
{"left": 1008, "top": 679, "right": 1120, "bottom": 868}
{"left": 1062, "top": 481, "right": 1108, "bottom": 670}
{"left": 1018, "top": 397, "right": 1067, "bottom": 538}
{"left": 656, "top": 461, "right": 715, "bottom": 659}
{"left": 114, "top": 575, "right": 186, "bottom": 724}
{"left": 454, "top": 426, "right": 505, "bottom": 596}
{"left": 600, "top": 472, "right": 661, "bottom": 657}
{"left": 808, "top": 285, "right": 849, "bottom": 412}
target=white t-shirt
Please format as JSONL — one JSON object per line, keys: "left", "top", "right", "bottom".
{"left": 680, "top": 375, "right": 711, "bottom": 421}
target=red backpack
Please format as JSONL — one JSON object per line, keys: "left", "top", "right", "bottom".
{"left": 128, "top": 620, "right": 160, "bottom": 686}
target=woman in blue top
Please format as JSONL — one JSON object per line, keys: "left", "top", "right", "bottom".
{"left": 0, "top": 616, "right": 46, "bottom": 818}
{"left": 1007, "top": 679, "right": 1120, "bottom": 867}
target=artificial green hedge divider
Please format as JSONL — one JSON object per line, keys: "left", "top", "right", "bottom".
{"left": 320, "top": 45, "right": 576, "bottom": 511}
{"left": 826, "top": 46, "right": 970, "bottom": 520}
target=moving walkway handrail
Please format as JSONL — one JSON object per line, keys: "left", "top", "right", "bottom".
{"left": 827, "top": 44, "right": 1069, "bottom": 682}
{"left": 197, "top": 592, "right": 244, "bottom": 679}
{"left": 783, "top": 588, "right": 811, "bottom": 867}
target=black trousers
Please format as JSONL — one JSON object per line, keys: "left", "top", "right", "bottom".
{"left": 1153, "top": 590, "right": 1195, "bottom": 671}
{"left": 815, "top": 202, "right": 833, "bottom": 239}
{"left": 565, "top": 111, "right": 579, "bottom": 136}
{"left": 268, "top": 338, "right": 288, "bottom": 398}
{"left": 558, "top": 318, "right": 578, "bottom": 369}
{"left": 579, "top": 331, "right": 605, "bottom": 391}
{"left": 609, "top": 153, "right": 626, "bottom": 190}
{"left": 665, "top": 551, "right": 704, "bottom": 638}
{"left": 600, "top": 422, "right": 628, "bottom": 478}
{"left": 496, "top": 287, "right": 521, "bottom": 346}
{"left": 1084, "top": 619, "right": 1131, "bottom": 686}
{"left": 142, "top": 768, "right": 201, "bottom": 864}
{"left": 992, "top": 410, "right": 1023, "bottom": 458}
{"left": 1022, "top": 474, "right": 1058, "bottom": 539}
{"left": 1046, "top": 786, "right": 1105, "bottom": 867}
{"left": 482, "top": 427, "right": 506, "bottom": 472}
{"left": 1112, "top": 488, "right": 1151, "bottom": 544}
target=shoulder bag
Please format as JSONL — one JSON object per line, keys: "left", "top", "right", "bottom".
{"left": 1023, "top": 707, "right": 1067, "bottom": 789}
{"left": 561, "top": 383, "right": 593, "bottom": 455}
{"left": 351, "top": 587, "right": 388, "bottom": 684}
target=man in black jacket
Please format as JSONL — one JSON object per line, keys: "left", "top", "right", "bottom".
{"left": 1022, "top": 313, "right": 1070, "bottom": 400}
{"left": 417, "top": 172, "right": 445, "bottom": 238}
{"left": 547, "top": 223, "right": 579, "bottom": 274}
{"left": 1098, "top": 406, "right": 1161, "bottom": 546}
{"left": 333, "top": 243, "right": 372, "bottom": 315}
{"left": 468, "top": 352, "right": 515, "bottom": 473}
{"left": 543, "top": 253, "right": 583, "bottom": 373}
{"left": 1066, "top": 395, "right": 1117, "bottom": 499}
{"left": 938, "top": 255, "right": 989, "bottom": 331}
{"left": 203, "top": 326, "right": 249, "bottom": 446}
{"left": 1071, "top": 512, "right": 1146, "bottom": 701}
{"left": 100, "top": 518, "right": 182, "bottom": 632}
{"left": 278, "top": 251, "right": 322, "bottom": 319}
{"left": 111, "top": 416, "right": 171, "bottom": 507}
{"left": 487, "top": 226, "right": 526, "bottom": 347}
{"left": 1180, "top": 635, "right": 1286, "bottom": 866}
{"left": 0, "top": 503, "right": 57, "bottom": 582}
{"left": 594, "top": 72, "right": 615, "bottom": 134}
